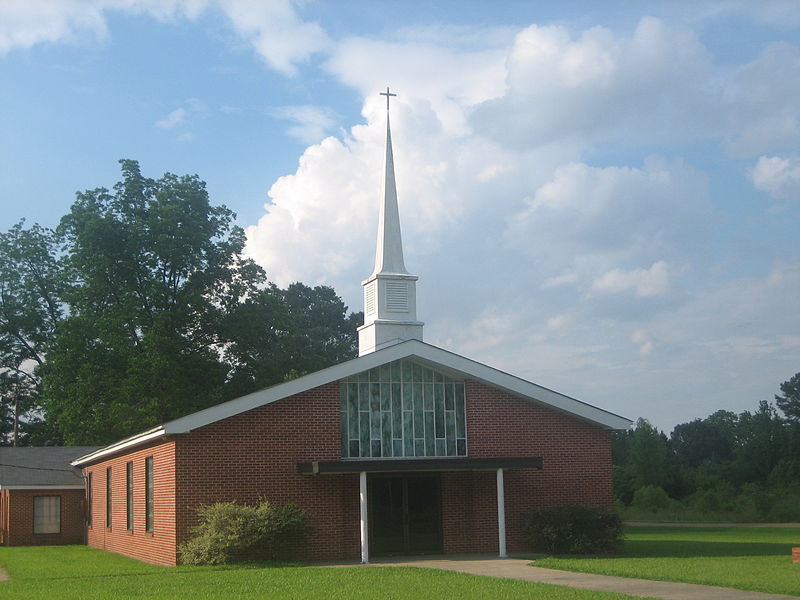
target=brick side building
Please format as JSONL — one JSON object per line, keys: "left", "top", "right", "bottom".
{"left": 70, "top": 95, "right": 630, "bottom": 565}
{"left": 72, "top": 342, "right": 628, "bottom": 566}
{"left": 0, "top": 446, "right": 98, "bottom": 546}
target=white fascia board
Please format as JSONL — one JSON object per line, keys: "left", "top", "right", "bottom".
{"left": 70, "top": 427, "right": 165, "bottom": 466}
{"left": 166, "top": 339, "right": 630, "bottom": 434}
{"left": 408, "top": 342, "right": 632, "bottom": 430}
{"left": 0, "top": 484, "right": 85, "bottom": 490}
{"left": 82, "top": 340, "right": 630, "bottom": 456}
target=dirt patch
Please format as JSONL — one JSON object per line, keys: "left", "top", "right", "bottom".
{"left": 0, "top": 565, "right": 9, "bottom": 582}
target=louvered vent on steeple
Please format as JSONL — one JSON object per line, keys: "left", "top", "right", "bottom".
{"left": 357, "top": 88, "right": 424, "bottom": 356}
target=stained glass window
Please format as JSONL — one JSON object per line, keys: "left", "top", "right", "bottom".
{"left": 341, "top": 359, "right": 467, "bottom": 458}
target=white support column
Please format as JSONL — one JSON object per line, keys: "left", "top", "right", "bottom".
{"left": 496, "top": 468, "right": 507, "bottom": 558}
{"left": 360, "top": 471, "right": 369, "bottom": 563}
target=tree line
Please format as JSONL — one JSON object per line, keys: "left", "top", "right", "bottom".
{"left": 613, "top": 373, "right": 800, "bottom": 521}
{"left": 0, "top": 160, "right": 361, "bottom": 446}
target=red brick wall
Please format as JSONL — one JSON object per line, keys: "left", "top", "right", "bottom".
{"left": 174, "top": 382, "right": 361, "bottom": 563}
{"left": 79, "top": 374, "right": 614, "bottom": 564}
{"left": 1, "top": 489, "right": 85, "bottom": 546}
{"left": 443, "top": 380, "right": 614, "bottom": 553}
{"left": 84, "top": 441, "right": 177, "bottom": 565}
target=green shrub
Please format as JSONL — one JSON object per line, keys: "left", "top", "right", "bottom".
{"left": 631, "top": 485, "right": 671, "bottom": 511}
{"left": 179, "top": 499, "right": 315, "bottom": 565}
{"left": 523, "top": 505, "right": 623, "bottom": 555}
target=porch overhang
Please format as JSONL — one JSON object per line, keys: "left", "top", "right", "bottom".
{"left": 297, "top": 456, "right": 542, "bottom": 475}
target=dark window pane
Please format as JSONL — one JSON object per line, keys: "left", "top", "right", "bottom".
{"left": 380, "top": 383, "right": 391, "bottom": 411}
{"left": 126, "top": 462, "right": 133, "bottom": 531}
{"left": 393, "top": 439, "right": 403, "bottom": 457}
{"left": 349, "top": 400, "right": 359, "bottom": 439}
{"left": 390, "top": 360, "right": 401, "bottom": 381}
{"left": 145, "top": 457, "right": 154, "bottom": 533}
{"left": 347, "top": 384, "right": 358, "bottom": 414}
{"left": 435, "top": 438, "right": 446, "bottom": 456}
{"left": 424, "top": 411, "right": 435, "bottom": 456}
{"left": 349, "top": 440, "right": 360, "bottom": 457}
{"left": 391, "top": 383, "right": 402, "bottom": 438}
{"left": 106, "top": 467, "right": 112, "bottom": 529}
{"left": 444, "top": 384, "right": 455, "bottom": 411}
{"left": 445, "top": 411, "right": 456, "bottom": 452}
{"left": 370, "top": 383, "right": 380, "bottom": 413}
{"left": 434, "top": 386, "right": 445, "bottom": 438}
{"left": 370, "top": 407, "right": 381, "bottom": 441}
{"left": 424, "top": 383, "right": 433, "bottom": 411}
{"left": 403, "top": 412, "right": 414, "bottom": 455}
{"left": 371, "top": 440, "right": 382, "bottom": 457}
{"left": 457, "top": 439, "right": 467, "bottom": 456}
{"left": 359, "top": 412, "right": 370, "bottom": 454}
{"left": 381, "top": 412, "right": 392, "bottom": 455}
{"left": 402, "top": 359, "right": 412, "bottom": 381}
{"left": 414, "top": 439, "right": 425, "bottom": 457}
{"left": 402, "top": 382, "right": 412, "bottom": 411}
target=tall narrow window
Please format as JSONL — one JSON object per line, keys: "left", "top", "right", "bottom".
{"left": 87, "top": 472, "right": 93, "bottom": 526}
{"left": 106, "top": 466, "right": 112, "bottom": 529}
{"left": 33, "top": 496, "right": 61, "bottom": 534}
{"left": 126, "top": 462, "right": 133, "bottom": 531}
{"left": 145, "top": 456, "right": 153, "bottom": 533}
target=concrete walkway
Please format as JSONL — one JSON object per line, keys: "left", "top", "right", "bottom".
{"left": 317, "top": 554, "right": 798, "bottom": 600}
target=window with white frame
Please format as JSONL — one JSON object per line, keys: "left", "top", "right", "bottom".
{"left": 340, "top": 359, "right": 467, "bottom": 458}
{"left": 33, "top": 496, "right": 61, "bottom": 534}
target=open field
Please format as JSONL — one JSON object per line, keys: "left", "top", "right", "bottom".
{"left": 535, "top": 525, "right": 800, "bottom": 596}
{"left": 0, "top": 546, "right": 643, "bottom": 600}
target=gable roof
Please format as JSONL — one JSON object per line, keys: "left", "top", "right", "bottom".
{"left": 0, "top": 446, "right": 100, "bottom": 489}
{"left": 72, "top": 340, "right": 631, "bottom": 466}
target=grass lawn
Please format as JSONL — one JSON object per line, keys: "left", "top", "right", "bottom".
{"left": 535, "top": 525, "right": 800, "bottom": 597}
{"left": 0, "top": 546, "right": 645, "bottom": 600}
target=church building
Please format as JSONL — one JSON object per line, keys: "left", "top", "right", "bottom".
{"left": 70, "top": 91, "right": 630, "bottom": 566}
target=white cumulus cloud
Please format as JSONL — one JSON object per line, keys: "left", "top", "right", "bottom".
{"left": 270, "top": 105, "right": 337, "bottom": 144}
{"left": 471, "top": 17, "right": 715, "bottom": 148}
{"left": 749, "top": 155, "right": 800, "bottom": 201}
{"left": 218, "top": 0, "right": 329, "bottom": 76}
{"left": 155, "top": 107, "right": 187, "bottom": 129}
{"left": 593, "top": 262, "right": 670, "bottom": 297}
{"left": 0, "top": 0, "right": 326, "bottom": 76}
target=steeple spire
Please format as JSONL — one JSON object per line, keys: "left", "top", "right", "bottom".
{"left": 358, "top": 88, "right": 423, "bottom": 356}
{"left": 373, "top": 88, "right": 407, "bottom": 275}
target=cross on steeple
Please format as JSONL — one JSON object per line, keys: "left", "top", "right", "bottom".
{"left": 357, "top": 85, "right": 423, "bottom": 355}
{"left": 380, "top": 87, "right": 396, "bottom": 111}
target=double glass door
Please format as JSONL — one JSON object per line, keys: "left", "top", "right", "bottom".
{"left": 368, "top": 474, "right": 442, "bottom": 556}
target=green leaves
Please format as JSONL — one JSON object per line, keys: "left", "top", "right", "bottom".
{"left": 3, "top": 159, "right": 361, "bottom": 445}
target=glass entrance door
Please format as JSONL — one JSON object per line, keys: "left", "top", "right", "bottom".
{"left": 369, "top": 474, "right": 442, "bottom": 556}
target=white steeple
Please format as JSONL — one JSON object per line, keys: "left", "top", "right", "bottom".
{"left": 358, "top": 88, "right": 423, "bottom": 356}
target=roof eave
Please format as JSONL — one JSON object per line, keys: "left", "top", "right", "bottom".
{"left": 70, "top": 426, "right": 166, "bottom": 467}
{"left": 77, "top": 339, "right": 631, "bottom": 463}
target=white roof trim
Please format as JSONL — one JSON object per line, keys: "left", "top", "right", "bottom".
{"left": 0, "top": 484, "right": 86, "bottom": 490}
{"left": 74, "top": 340, "right": 632, "bottom": 464}
{"left": 71, "top": 427, "right": 165, "bottom": 467}
{"left": 166, "top": 340, "right": 630, "bottom": 433}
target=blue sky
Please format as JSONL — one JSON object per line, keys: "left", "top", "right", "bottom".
{"left": 1, "top": 0, "right": 799, "bottom": 433}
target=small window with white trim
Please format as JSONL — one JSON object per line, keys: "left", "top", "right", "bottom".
{"left": 33, "top": 496, "right": 61, "bottom": 534}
